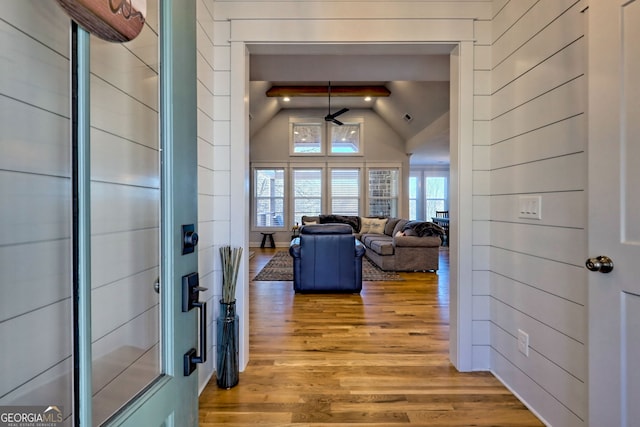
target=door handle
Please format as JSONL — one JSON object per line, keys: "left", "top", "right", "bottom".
{"left": 182, "top": 272, "right": 208, "bottom": 376}
{"left": 586, "top": 255, "right": 614, "bottom": 273}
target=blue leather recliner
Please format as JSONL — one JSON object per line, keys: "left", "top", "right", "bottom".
{"left": 289, "top": 223, "right": 365, "bottom": 293}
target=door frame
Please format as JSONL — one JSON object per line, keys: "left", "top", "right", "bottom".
{"left": 227, "top": 22, "right": 476, "bottom": 371}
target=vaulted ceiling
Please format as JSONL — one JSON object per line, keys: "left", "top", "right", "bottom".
{"left": 247, "top": 44, "right": 455, "bottom": 166}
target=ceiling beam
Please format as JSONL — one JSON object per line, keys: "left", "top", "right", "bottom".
{"left": 266, "top": 85, "right": 391, "bottom": 97}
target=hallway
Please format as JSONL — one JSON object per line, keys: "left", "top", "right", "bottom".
{"left": 199, "top": 248, "right": 543, "bottom": 426}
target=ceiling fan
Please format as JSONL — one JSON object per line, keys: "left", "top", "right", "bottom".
{"left": 324, "top": 82, "right": 349, "bottom": 126}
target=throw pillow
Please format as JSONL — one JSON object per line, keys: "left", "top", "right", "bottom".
{"left": 385, "top": 217, "right": 401, "bottom": 236}
{"left": 359, "top": 217, "right": 376, "bottom": 234}
{"left": 393, "top": 219, "right": 410, "bottom": 236}
{"left": 302, "top": 215, "right": 319, "bottom": 225}
{"left": 368, "top": 218, "right": 388, "bottom": 234}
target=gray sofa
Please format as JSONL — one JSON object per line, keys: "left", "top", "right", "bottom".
{"left": 301, "top": 215, "right": 443, "bottom": 272}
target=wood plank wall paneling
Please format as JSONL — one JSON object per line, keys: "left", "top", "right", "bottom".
{"left": 197, "top": 0, "right": 217, "bottom": 390}
{"left": 0, "top": 21, "right": 69, "bottom": 114}
{"left": 214, "top": 1, "right": 493, "bottom": 20}
{"left": 489, "top": 1, "right": 586, "bottom": 425}
{"left": 473, "top": 12, "right": 493, "bottom": 370}
{"left": 492, "top": 78, "right": 585, "bottom": 145}
{"left": 0, "top": 98, "right": 70, "bottom": 177}
{"left": 493, "top": 2, "right": 583, "bottom": 93}
{"left": 492, "top": 39, "right": 584, "bottom": 119}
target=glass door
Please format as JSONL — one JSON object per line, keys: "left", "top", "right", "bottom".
{"left": 88, "top": 1, "right": 162, "bottom": 424}
{"left": 73, "top": 1, "right": 200, "bottom": 425}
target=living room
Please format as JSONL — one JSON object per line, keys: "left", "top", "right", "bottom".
{"left": 248, "top": 53, "right": 452, "bottom": 248}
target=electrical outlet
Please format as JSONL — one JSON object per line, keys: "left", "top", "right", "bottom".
{"left": 518, "top": 196, "right": 542, "bottom": 220}
{"left": 518, "top": 329, "right": 529, "bottom": 357}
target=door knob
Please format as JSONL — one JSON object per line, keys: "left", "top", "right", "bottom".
{"left": 586, "top": 256, "right": 614, "bottom": 273}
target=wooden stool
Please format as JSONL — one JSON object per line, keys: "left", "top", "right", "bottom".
{"left": 260, "top": 232, "right": 275, "bottom": 248}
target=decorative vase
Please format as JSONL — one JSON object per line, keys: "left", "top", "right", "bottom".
{"left": 216, "top": 299, "right": 239, "bottom": 389}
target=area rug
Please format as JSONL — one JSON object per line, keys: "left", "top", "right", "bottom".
{"left": 253, "top": 251, "right": 403, "bottom": 281}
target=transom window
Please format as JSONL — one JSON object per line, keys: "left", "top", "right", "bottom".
{"left": 290, "top": 117, "right": 363, "bottom": 155}
{"left": 330, "top": 122, "right": 362, "bottom": 154}
{"left": 291, "top": 122, "right": 322, "bottom": 154}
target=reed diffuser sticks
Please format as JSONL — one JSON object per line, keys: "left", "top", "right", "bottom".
{"left": 220, "top": 245, "right": 243, "bottom": 303}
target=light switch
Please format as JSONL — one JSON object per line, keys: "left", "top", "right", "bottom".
{"left": 518, "top": 196, "right": 542, "bottom": 220}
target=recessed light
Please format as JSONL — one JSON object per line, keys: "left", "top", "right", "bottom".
{"left": 364, "top": 96, "right": 372, "bottom": 102}
{"left": 283, "top": 96, "right": 290, "bottom": 102}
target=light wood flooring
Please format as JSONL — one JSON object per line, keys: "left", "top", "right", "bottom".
{"left": 199, "top": 247, "right": 544, "bottom": 426}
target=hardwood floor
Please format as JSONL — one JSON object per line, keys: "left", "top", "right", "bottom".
{"left": 199, "top": 248, "right": 544, "bottom": 426}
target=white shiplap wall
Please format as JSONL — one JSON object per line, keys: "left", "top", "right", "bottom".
{"left": 472, "top": 14, "right": 493, "bottom": 370}
{"left": 0, "top": 3, "right": 73, "bottom": 425}
{"left": 198, "top": 0, "right": 243, "bottom": 389}
{"left": 489, "top": 1, "right": 587, "bottom": 426}
{"left": 196, "top": 0, "right": 218, "bottom": 391}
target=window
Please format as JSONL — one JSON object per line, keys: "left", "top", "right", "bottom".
{"left": 408, "top": 174, "right": 418, "bottom": 220}
{"left": 254, "top": 168, "right": 285, "bottom": 228}
{"left": 290, "top": 118, "right": 364, "bottom": 156}
{"left": 368, "top": 168, "right": 398, "bottom": 217}
{"left": 408, "top": 169, "right": 449, "bottom": 220}
{"left": 330, "top": 168, "right": 360, "bottom": 215}
{"left": 425, "top": 176, "right": 447, "bottom": 220}
{"left": 330, "top": 121, "right": 362, "bottom": 155}
{"left": 252, "top": 161, "right": 404, "bottom": 231}
{"left": 292, "top": 168, "right": 322, "bottom": 224}
{"left": 291, "top": 122, "right": 322, "bottom": 154}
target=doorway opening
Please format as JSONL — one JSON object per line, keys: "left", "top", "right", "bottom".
{"left": 234, "top": 41, "right": 474, "bottom": 371}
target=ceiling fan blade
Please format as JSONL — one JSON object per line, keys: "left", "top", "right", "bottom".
{"left": 324, "top": 82, "right": 348, "bottom": 125}
{"left": 332, "top": 107, "right": 349, "bottom": 118}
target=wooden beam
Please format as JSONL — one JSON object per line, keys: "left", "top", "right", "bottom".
{"left": 266, "top": 85, "right": 390, "bottom": 97}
